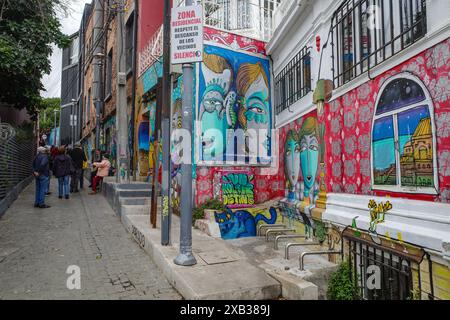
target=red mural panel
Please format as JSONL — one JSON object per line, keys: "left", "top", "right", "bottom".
{"left": 325, "top": 38, "right": 450, "bottom": 203}
{"left": 195, "top": 35, "right": 450, "bottom": 206}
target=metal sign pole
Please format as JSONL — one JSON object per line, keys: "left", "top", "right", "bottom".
{"left": 174, "top": 0, "right": 197, "bottom": 266}
{"left": 161, "top": 0, "right": 172, "bottom": 245}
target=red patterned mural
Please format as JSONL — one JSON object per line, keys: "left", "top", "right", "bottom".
{"left": 325, "top": 38, "right": 450, "bottom": 203}
{"left": 196, "top": 37, "right": 450, "bottom": 206}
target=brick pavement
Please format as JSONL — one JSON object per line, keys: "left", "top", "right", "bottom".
{"left": 0, "top": 178, "right": 181, "bottom": 300}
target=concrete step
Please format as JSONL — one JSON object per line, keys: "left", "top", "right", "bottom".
{"left": 121, "top": 205, "right": 150, "bottom": 216}
{"left": 121, "top": 214, "right": 282, "bottom": 300}
{"left": 119, "top": 197, "right": 151, "bottom": 206}
{"left": 116, "top": 189, "right": 152, "bottom": 198}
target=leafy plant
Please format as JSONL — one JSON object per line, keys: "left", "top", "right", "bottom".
{"left": 0, "top": 0, "right": 70, "bottom": 117}
{"left": 327, "top": 260, "right": 361, "bottom": 300}
{"left": 192, "top": 198, "right": 226, "bottom": 226}
{"left": 313, "top": 220, "right": 327, "bottom": 243}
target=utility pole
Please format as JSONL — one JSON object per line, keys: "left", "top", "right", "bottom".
{"left": 161, "top": 0, "right": 172, "bottom": 245}
{"left": 174, "top": 0, "right": 197, "bottom": 266}
{"left": 116, "top": 0, "right": 129, "bottom": 183}
{"left": 93, "top": 0, "right": 104, "bottom": 151}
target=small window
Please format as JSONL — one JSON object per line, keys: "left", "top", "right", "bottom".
{"left": 69, "top": 37, "right": 79, "bottom": 65}
{"left": 105, "top": 49, "right": 113, "bottom": 97}
{"left": 125, "top": 16, "right": 134, "bottom": 73}
{"left": 371, "top": 74, "right": 437, "bottom": 193}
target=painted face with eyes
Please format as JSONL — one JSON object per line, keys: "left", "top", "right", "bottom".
{"left": 200, "top": 64, "right": 231, "bottom": 160}
{"left": 284, "top": 133, "right": 301, "bottom": 195}
{"left": 243, "top": 74, "right": 270, "bottom": 153}
{"left": 300, "top": 133, "right": 319, "bottom": 196}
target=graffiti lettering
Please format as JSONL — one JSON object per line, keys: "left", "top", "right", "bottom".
{"left": 131, "top": 225, "right": 145, "bottom": 248}
{"left": 162, "top": 196, "right": 169, "bottom": 217}
{"left": 221, "top": 173, "right": 255, "bottom": 207}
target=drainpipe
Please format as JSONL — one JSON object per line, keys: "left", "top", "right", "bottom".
{"left": 129, "top": 0, "right": 139, "bottom": 181}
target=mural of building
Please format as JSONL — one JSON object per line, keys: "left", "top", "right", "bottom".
{"left": 268, "top": 0, "right": 450, "bottom": 300}
{"left": 57, "top": 0, "right": 450, "bottom": 300}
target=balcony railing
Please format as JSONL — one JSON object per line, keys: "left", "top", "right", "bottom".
{"left": 176, "top": 0, "right": 281, "bottom": 42}
{"left": 331, "top": 0, "right": 427, "bottom": 88}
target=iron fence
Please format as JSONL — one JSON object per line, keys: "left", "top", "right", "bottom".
{"left": 0, "top": 132, "right": 36, "bottom": 201}
{"left": 331, "top": 0, "right": 427, "bottom": 88}
{"left": 275, "top": 46, "right": 312, "bottom": 115}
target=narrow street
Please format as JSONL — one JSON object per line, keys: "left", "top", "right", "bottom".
{"left": 0, "top": 179, "right": 181, "bottom": 300}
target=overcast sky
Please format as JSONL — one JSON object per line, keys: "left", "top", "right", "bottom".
{"left": 41, "top": 0, "right": 92, "bottom": 99}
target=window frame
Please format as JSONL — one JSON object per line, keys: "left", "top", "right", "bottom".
{"left": 331, "top": 0, "right": 427, "bottom": 89}
{"left": 370, "top": 72, "right": 438, "bottom": 195}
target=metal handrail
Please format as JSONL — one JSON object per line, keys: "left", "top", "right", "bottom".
{"left": 265, "top": 228, "right": 295, "bottom": 242}
{"left": 285, "top": 241, "right": 320, "bottom": 260}
{"left": 274, "top": 234, "right": 307, "bottom": 250}
{"left": 299, "top": 250, "right": 342, "bottom": 271}
{"left": 257, "top": 223, "right": 285, "bottom": 236}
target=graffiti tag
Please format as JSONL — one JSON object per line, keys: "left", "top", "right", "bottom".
{"left": 131, "top": 225, "right": 145, "bottom": 248}
{"left": 221, "top": 173, "right": 255, "bottom": 207}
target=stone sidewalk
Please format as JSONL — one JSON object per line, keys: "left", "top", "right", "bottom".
{"left": 0, "top": 178, "right": 181, "bottom": 300}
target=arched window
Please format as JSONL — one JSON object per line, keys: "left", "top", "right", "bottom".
{"left": 371, "top": 73, "right": 438, "bottom": 194}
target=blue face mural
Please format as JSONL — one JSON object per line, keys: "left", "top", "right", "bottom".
{"left": 299, "top": 117, "right": 319, "bottom": 198}
{"left": 215, "top": 207, "right": 278, "bottom": 239}
{"left": 284, "top": 130, "right": 301, "bottom": 201}
{"left": 198, "top": 45, "right": 272, "bottom": 164}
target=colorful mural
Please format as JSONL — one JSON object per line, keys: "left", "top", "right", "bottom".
{"left": 220, "top": 171, "right": 255, "bottom": 207}
{"left": 194, "top": 28, "right": 281, "bottom": 207}
{"left": 278, "top": 112, "right": 323, "bottom": 236}
{"left": 197, "top": 43, "right": 272, "bottom": 164}
{"left": 171, "top": 76, "right": 183, "bottom": 215}
{"left": 214, "top": 207, "right": 278, "bottom": 239}
{"left": 325, "top": 39, "right": 450, "bottom": 202}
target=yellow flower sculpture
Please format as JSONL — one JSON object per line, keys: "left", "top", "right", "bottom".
{"left": 368, "top": 199, "right": 393, "bottom": 233}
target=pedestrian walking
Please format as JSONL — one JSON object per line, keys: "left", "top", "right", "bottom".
{"left": 89, "top": 154, "right": 111, "bottom": 195}
{"left": 69, "top": 143, "right": 87, "bottom": 193}
{"left": 53, "top": 146, "right": 73, "bottom": 200}
{"left": 32, "top": 146, "right": 51, "bottom": 208}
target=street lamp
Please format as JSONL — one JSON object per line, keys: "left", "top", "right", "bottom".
{"left": 54, "top": 109, "right": 58, "bottom": 146}
{"left": 70, "top": 99, "right": 77, "bottom": 146}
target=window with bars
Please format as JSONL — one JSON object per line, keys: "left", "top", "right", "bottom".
{"left": 274, "top": 46, "right": 311, "bottom": 115}
{"left": 331, "top": 0, "right": 427, "bottom": 88}
{"left": 344, "top": 231, "right": 435, "bottom": 300}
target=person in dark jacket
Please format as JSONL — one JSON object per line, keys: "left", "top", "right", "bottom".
{"left": 33, "top": 146, "right": 51, "bottom": 208}
{"left": 53, "top": 146, "right": 73, "bottom": 199}
{"left": 69, "top": 143, "right": 87, "bottom": 193}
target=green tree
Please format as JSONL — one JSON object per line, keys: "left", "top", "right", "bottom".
{"left": 38, "top": 97, "right": 60, "bottom": 132}
{"left": 0, "top": 0, "right": 69, "bottom": 118}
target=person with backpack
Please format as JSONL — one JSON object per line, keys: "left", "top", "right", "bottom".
{"left": 52, "top": 146, "right": 73, "bottom": 200}
{"left": 69, "top": 142, "right": 87, "bottom": 193}
{"left": 32, "top": 146, "right": 51, "bottom": 208}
